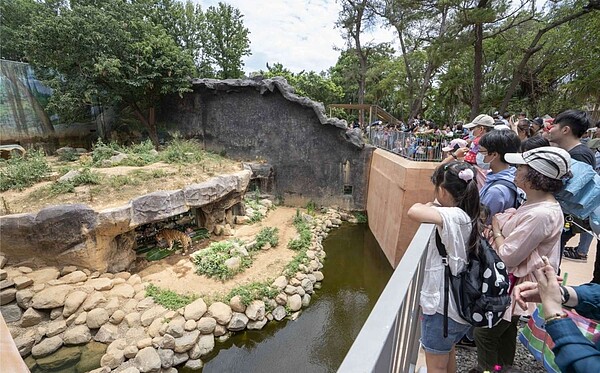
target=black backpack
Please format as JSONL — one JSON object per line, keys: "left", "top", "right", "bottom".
{"left": 435, "top": 231, "right": 511, "bottom": 337}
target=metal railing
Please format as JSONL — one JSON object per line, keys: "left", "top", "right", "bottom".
{"left": 337, "top": 223, "right": 434, "bottom": 373}
{"left": 367, "top": 129, "right": 457, "bottom": 162}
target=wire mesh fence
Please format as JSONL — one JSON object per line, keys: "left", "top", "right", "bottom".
{"left": 367, "top": 128, "right": 460, "bottom": 162}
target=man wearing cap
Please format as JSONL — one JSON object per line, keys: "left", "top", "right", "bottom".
{"left": 463, "top": 114, "right": 495, "bottom": 188}
{"left": 545, "top": 110, "right": 596, "bottom": 264}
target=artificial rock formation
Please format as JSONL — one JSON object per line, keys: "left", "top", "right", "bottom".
{"left": 159, "top": 77, "right": 374, "bottom": 210}
{"left": 0, "top": 170, "right": 251, "bottom": 272}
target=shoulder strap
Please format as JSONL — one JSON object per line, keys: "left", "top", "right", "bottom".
{"left": 489, "top": 178, "right": 518, "bottom": 207}
{"left": 435, "top": 230, "right": 450, "bottom": 338}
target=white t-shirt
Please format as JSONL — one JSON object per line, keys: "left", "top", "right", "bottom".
{"left": 420, "top": 206, "right": 472, "bottom": 324}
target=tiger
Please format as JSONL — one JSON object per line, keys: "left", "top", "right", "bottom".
{"left": 155, "top": 229, "right": 192, "bottom": 254}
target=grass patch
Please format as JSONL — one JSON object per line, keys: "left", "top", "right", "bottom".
{"left": 254, "top": 227, "right": 279, "bottom": 250}
{"left": 287, "top": 210, "right": 312, "bottom": 251}
{"left": 145, "top": 283, "right": 197, "bottom": 310}
{"left": 224, "top": 281, "right": 278, "bottom": 307}
{"left": 107, "top": 175, "right": 139, "bottom": 188}
{"left": 306, "top": 200, "right": 317, "bottom": 215}
{"left": 57, "top": 148, "right": 79, "bottom": 162}
{"left": 284, "top": 249, "right": 309, "bottom": 277}
{"left": 191, "top": 240, "right": 251, "bottom": 281}
{"left": 0, "top": 149, "right": 51, "bottom": 191}
{"left": 161, "top": 138, "right": 203, "bottom": 164}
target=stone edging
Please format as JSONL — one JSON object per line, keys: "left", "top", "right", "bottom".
{"left": 1, "top": 209, "right": 352, "bottom": 372}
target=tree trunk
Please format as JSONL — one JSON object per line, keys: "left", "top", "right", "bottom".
{"left": 498, "top": 5, "right": 597, "bottom": 112}
{"left": 471, "top": 22, "right": 484, "bottom": 120}
{"left": 131, "top": 103, "right": 160, "bottom": 149}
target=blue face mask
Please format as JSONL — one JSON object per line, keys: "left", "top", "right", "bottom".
{"left": 468, "top": 130, "right": 475, "bottom": 141}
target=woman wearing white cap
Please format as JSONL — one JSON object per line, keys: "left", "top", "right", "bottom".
{"left": 472, "top": 146, "right": 571, "bottom": 372}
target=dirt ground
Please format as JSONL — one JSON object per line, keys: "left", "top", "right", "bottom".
{"left": 1, "top": 155, "right": 301, "bottom": 300}
{"left": 137, "top": 207, "right": 299, "bottom": 299}
{"left": 0, "top": 157, "right": 242, "bottom": 214}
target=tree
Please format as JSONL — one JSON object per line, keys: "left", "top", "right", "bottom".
{"left": 204, "top": 2, "right": 251, "bottom": 79}
{"left": 25, "top": 0, "right": 195, "bottom": 148}
{"left": 336, "top": 0, "right": 377, "bottom": 125}
{"left": 257, "top": 63, "right": 344, "bottom": 107}
{"left": 373, "top": 0, "right": 458, "bottom": 119}
{"left": 498, "top": 0, "right": 600, "bottom": 112}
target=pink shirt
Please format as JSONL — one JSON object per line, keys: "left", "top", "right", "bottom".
{"left": 494, "top": 200, "right": 564, "bottom": 319}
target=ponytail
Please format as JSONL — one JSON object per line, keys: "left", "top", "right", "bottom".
{"left": 431, "top": 161, "right": 482, "bottom": 253}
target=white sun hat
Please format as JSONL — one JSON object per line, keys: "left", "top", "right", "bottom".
{"left": 504, "top": 146, "right": 571, "bottom": 180}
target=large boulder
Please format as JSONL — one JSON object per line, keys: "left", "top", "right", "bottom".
{"left": 63, "top": 325, "right": 92, "bottom": 345}
{"left": 245, "top": 300, "right": 265, "bottom": 321}
{"left": 131, "top": 190, "right": 188, "bottom": 226}
{"left": 87, "top": 308, "right": 109, "bottom": 329}
{"left": 141, "top": 305, "right": 167, "bottom": 327}
{"left": 35, "top": 346, "right": 81, "bottom": 371}
{"left": 173, "top": 330, "right": 200, "bottom": 353}
{"left": 1, "top": 303, "right": 23, "bottom": 323}
{"left": 134, "top": 347, "right": 162, "bottom": 373}
{"left": 21, "top": 307, "right": 44, "bottom": 327}
{"left": 94, "top": 324, "right": 119, "bottom": 343}
{"left": 31, "top": 336, "right": 63, "bottom": 358}
{"left": 208, "top": 302, "right": 232, "bottom": 325}
{"left": 31, "top": 285, "right": 72, "bottom": 309}
{"left": 62, "top": 290, "right": 88, "bottom": 318}
{"left": 184, "top": 298, "right": 207, "bottom": 321}
{"left": 197, "top": 317, "right": 217, "bottom": 334}
{"left": 227, "top": 312, "right": 248, "bottom": 331}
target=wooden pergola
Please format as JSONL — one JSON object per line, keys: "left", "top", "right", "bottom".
{"left": 328, "top": 104, "right": 400, "bottom": 127}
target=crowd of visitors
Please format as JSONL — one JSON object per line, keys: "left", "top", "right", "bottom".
{"left": 405, "top": 109, "right": 600, "bottom": 373}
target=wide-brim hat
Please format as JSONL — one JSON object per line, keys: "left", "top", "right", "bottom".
{"left": 464, "top": 114, "right": 495, "bottom": 129}
{"left": 442, "top": 138, "right": 468, "bottom": 152}
{"left": 505, "top": 146, "right": 571, "bottom": 180}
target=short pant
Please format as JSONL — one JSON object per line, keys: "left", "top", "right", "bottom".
{"left": 420, "top": 312, "right": 471, "bottom": 354}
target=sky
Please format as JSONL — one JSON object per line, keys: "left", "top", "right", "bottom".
{"left": 195, "top": 0, "right": 397, "bottom": 74}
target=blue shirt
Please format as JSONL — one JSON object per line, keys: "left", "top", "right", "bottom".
{"left": 480, "top": 167, "right": 517, "bottom": 223}
{"left": 546, "top": 283, "right": 600, "bottom": 373}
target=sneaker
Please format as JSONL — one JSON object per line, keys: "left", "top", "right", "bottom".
{"left": 456, "top": 337, "right": 477, "bottom": 350}
{"left": 519, "top": 314, "right": 531, "bottom": 323}
{"left": 563, "top": 249, "right": 588, "bottom": 262}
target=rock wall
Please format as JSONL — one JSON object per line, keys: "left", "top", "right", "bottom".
{"left": 159, "top": 77, "right": 374, "bottom": 210}
{"left": 0, "top": 171, "right": 251, "bottom": 272}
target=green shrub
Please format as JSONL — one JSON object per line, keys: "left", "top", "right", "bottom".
{"left": 288, "top": 215, "right": 312, "bottom": 251}
{"left": 161, "top": 138, "right": 203, "bottom": 164}
{"left": 284, "top": 249, "right": 309, "bottom": 277}
{"left": 72, "top": 168, "right": 101, "bottom": 185}
{"left": 0, "top": 149, "right": 51, "bottom": 191}
{"left": 306, "top": 200, "right": 317, "bottom": 215}
{"left": 254, "top": 227, "right": 279, "bottom": 250}
{"left": 107, "top": 175, "right": 138, "bottom": 188}
{"left": 354, "top": 212, "right": 368, "bottom": 223}
{"left": 91, "top": 138, "right": 118, "bottom": 165}
{"left": 225, "top": 281, "right": 278, "bottom": 306}
{"left": 145, "top": 283, "right": 197, "bottom": 310}
{"left": 191, "top": 240, "right": 250, "bottom": 280}
{"left": 48, "top": 181, "right": 75, "bottom": 195}
{"left": 58, "top": 148, "right": 79, "bottom": 162}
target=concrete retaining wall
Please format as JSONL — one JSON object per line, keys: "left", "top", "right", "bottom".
{"left": 366, "top": 149, "right": 437, "bottom": 267}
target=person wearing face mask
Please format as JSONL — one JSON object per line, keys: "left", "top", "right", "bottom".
{"left": 463, "top": 114, "right": 495, "bottom": 188}
{"left": 478, "top": 130, "right": 522, "bottom": 224}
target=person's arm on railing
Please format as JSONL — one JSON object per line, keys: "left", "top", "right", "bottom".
{"left": 407, "top": 202, "right": 443, "bottom": 226}
{"left": 441, "top": 147, "right": 469, "bottom": 165}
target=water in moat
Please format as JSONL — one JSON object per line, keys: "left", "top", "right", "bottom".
{"left": 187, "top": 223, "right": 393, "bottom": 372}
